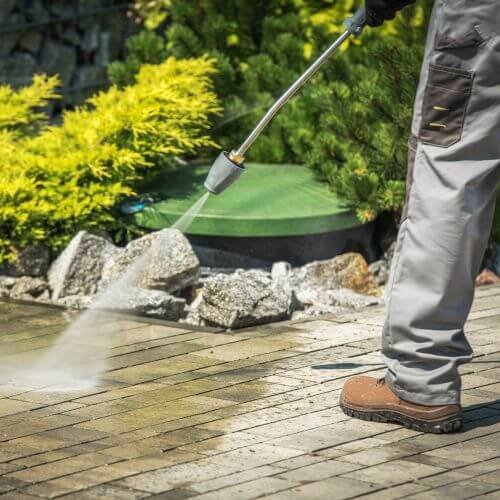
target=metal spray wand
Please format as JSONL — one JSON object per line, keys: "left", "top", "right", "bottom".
{"left": 204, "top": 7, "right": 366, "bottom": 195}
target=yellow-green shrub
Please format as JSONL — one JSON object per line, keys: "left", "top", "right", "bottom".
{"left": 0, "top": 57, "right": 219, "bottom": 263}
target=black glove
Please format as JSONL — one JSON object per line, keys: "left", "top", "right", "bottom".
{"left": 365, "top": 0, "right": 416, "bottom": 27}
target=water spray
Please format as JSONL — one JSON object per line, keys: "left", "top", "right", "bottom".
{"left": 204, "top": 7, "right": 366, "bottom": 195}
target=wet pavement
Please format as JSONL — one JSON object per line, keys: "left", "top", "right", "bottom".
{"left": 0, "top": 285, "right": 499, "bottom": 499}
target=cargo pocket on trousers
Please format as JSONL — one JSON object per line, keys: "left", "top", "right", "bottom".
{"left": 419, "top": 64, "right": 474, "bottom": 147}
{"left": 401, "top": 135, "right": 417, "bottom": 222}
{"left": 435, "top": 25, "right": 484, "bottom": 51}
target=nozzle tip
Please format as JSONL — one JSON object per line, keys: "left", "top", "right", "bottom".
{"left": 204, "top": 182, "right": 217, "bottom": 195}
{"left": 203, "top": 151, "right": 245, "bottom": 196}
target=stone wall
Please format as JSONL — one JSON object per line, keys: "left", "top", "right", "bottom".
{"left": 0, "top": 0, "right": 136, "bottom": 109}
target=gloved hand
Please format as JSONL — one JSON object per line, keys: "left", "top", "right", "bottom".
{"left": 365, "top": 0, "right": 416, "bottom": 27}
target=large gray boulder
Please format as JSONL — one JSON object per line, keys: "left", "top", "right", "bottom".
{"left": 48, "top": 231, "right": 117, "bottom": 300}
{"left": 95, "top": 287, "right": 186, "bottom": 321}
{"left": 198, "top": 270, "right": 295, "bottom": 329}
{"left": 101, "top": 229, "right": 200, "bottom": 294}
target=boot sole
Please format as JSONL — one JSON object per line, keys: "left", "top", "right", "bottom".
{"left": 340, "top": 403, "right": 462, "bottom": 434}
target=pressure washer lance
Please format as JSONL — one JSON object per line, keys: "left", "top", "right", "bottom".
{"left": 204, "top": 7, "right": 366, "bottom": 195}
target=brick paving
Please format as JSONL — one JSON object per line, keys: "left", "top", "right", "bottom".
{"left": 0, "top": 285, "right": 498, "bottom": 499}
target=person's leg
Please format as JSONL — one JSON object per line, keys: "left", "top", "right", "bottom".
{"left": 341, "top": 0, "right": 500, "bottom": 432}
{"left": 383, "top": 0, "right": 500, "bottom": 406}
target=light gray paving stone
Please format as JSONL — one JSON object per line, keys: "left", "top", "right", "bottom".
{"left": 406, "top": 478, "right": 499, "bottom": 499}
{"left": 190, "top": 477, "right": 297, "bottom": 500}
{"left": 271, "top": 454, "right": 326, "bottom": 470}
{"left": 337, "top": 441, "right": 429, "bottom": 466}
{"left": 205, "top": 443, "right": 304, "bottom": 470}
{"left": 119, "top": 459, "right": 242, "bottom": 493}
{"left": 268, "top": 419, "right": 399, "bottom": 452}
{"left": 275, "top": 459, "right": 362, "bottom": 483}
{"left": 359, "top": 482, "right": 430, "bottom": 499}
{"left": 187, "top": 465, "right": 284, "bottom": 494}
{"left": 340, "top": 459, "right": 446, "bottom": 486}
{"left": 260, "top": 476, "right": 380, "bottom": 500}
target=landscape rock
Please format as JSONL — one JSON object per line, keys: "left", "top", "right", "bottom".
{"left": 0, "top": 246, "right": 50, "bottom": 277}
{"left": 19, "top": 31, "right": 43, "bottom": 54}
{"left": 368, "top": 260, "right": 389, "bottom": 287}
{"left": 292, "top": 305, "right": 348, "bottom": 321}
{"left": 24, "top": 0, "right": 50, "bottom": 22}
{"left": 326, "top": 288, "right": 380, "bottom": 308}
{"left": 0, "top": 52, "right": 38, "bottom": 87}
{"left": 0, "top": 276, "right": 17, "bottom": 299}
{"left": 297, "top": 287, "right": 379, "bottom": 309}
{"left": 270, "top": 261, "right": 300, "bottom": 314}
{"left": 0, "top": 276, "right": 18, "bottom": 289}
{"left": 60, "top": 27, "right": 81, "bottom": 46}
{"left": 41, "top": 39, "right": 76, "bottom": 86}
{"left": 81, "top": 18, "right": 100, "bottom": 52}
{"left": 181, "top": 293, "right": 206, "bottom": 327}
{"left": 10, "top": 277, "right": 49, "bottom": 299}
{"left": 476, "top": 269, "right": 500, "bottom": 287}
{"left": 101, "top": 229, "right": 200, "bottom": 294}
{"left": 384, "top": 241, "right": 397, "bottom": 269}
{"left": 0, "top": 13, "right": 23, "bottom": 57}
{"left": 96, "top": 287, "right": 186, "bottom": 321}
{"left": 271, "top": 261, "right": 292, "bottom": 282}
{"left": 291, "top": 252, "right": 381, "bottom": 297}
{"left": 198, "top": 270, "right": 295, "bottom": 329}
{"left": 0, "top": 0, "right": 15, "bottom": 23}
{"left": 48, "top": 231, "right": 117, "bottom": 300}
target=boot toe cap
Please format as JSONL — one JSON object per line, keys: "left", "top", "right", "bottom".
{"left": 340, "top": 375, "right": 380, "bottom": 407}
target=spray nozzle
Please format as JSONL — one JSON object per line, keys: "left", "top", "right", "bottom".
{"left": 204, "top": 151, "right": 245, "bottom": 195}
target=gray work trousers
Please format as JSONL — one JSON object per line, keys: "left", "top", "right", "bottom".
{"left": 383, "top": 0, "right": 500, "bottom": 405}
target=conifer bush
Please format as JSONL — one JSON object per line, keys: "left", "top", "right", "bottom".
{"left": 108, "top": 31, "right": 167, "bottom": 88}
{"left": 304, "top": 2, "right": 432, "bottom": 222}
{"left": 113, "top": 1, "right": 316, "bottom": 163}
{"left": 0, "top": 57, "right": 219, "bottom": 263}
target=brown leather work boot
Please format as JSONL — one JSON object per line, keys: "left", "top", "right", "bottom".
{"left": 340, "top": 376, "right": 462, "bottom": 434}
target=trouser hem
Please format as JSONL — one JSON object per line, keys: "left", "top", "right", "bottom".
{"left": 385, "top": 374, "right": 460, "bottom": 406}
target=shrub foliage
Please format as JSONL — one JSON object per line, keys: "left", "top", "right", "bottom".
{"left": 0, "top": 57, "right": 219, "bottom": 263}
{"left": 305, "top": 3, "right": 431, "bottom": 222}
